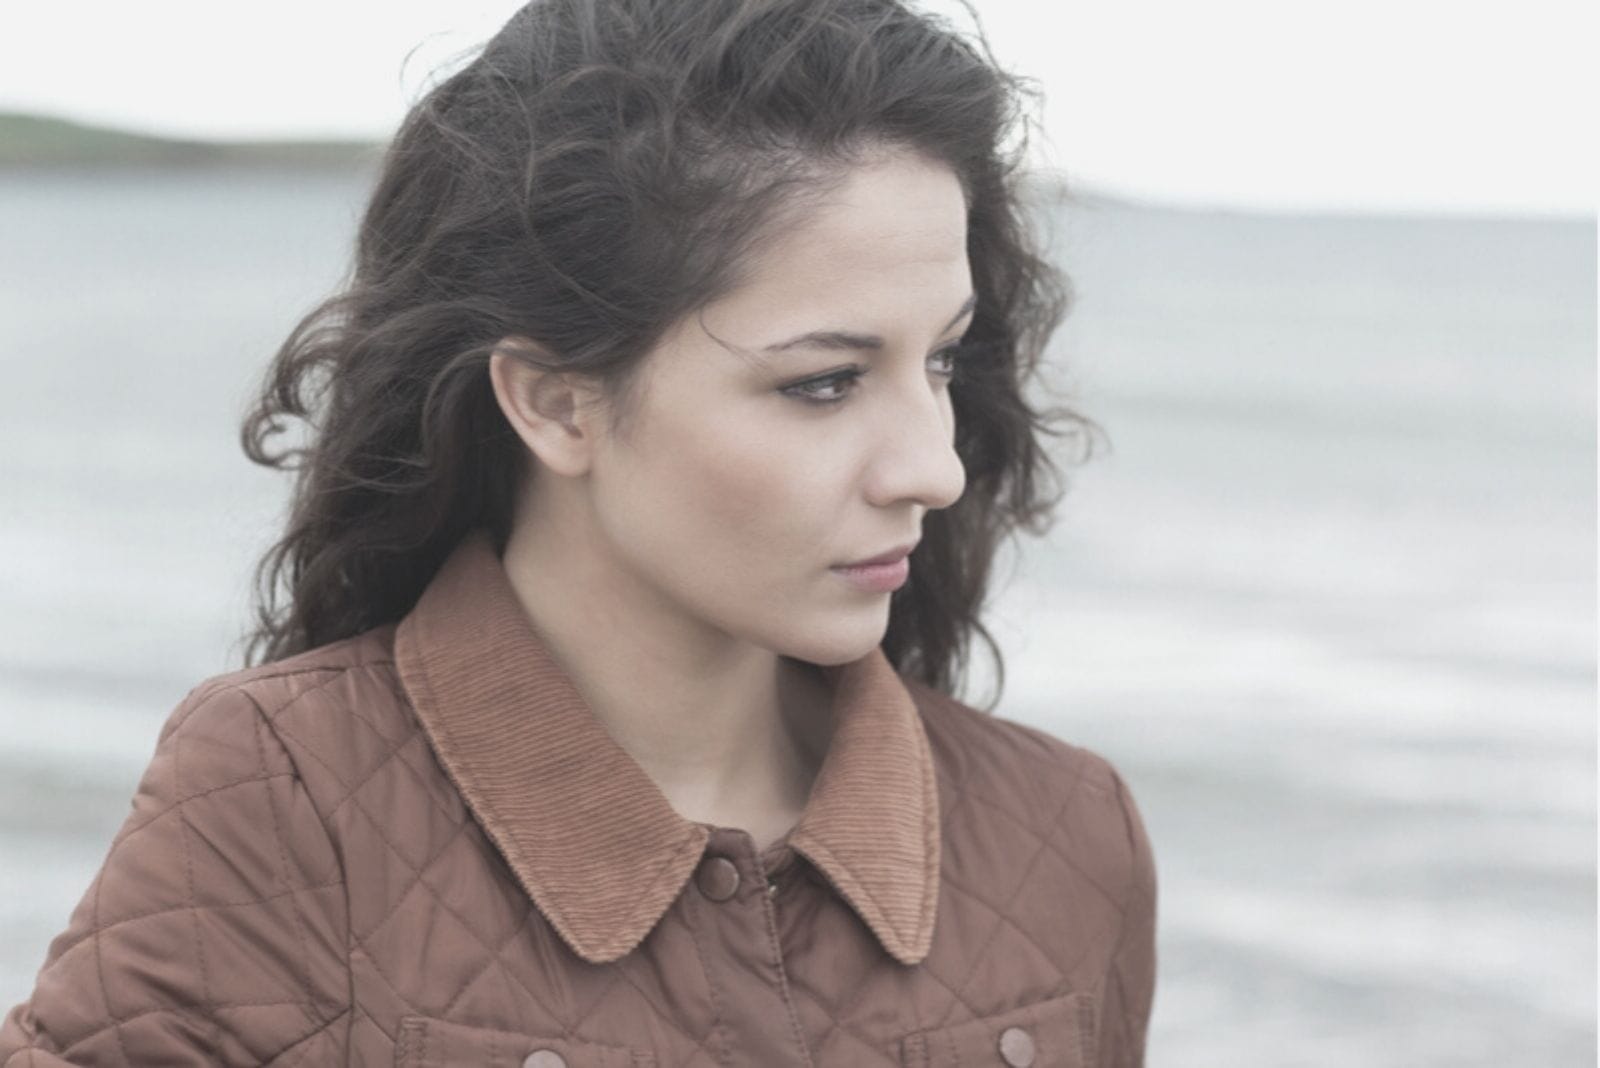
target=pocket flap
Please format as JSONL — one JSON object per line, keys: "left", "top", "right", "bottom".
{"left": 899, "top": 990, "right": 1097, "bottom": 1068}
{"left": 396, "top": 1014, "right": 657, "bottom": 1068}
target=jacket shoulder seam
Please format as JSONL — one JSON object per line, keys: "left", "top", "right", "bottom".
{"left": 227, "top": 678, "right": 359, "bottom": 1050}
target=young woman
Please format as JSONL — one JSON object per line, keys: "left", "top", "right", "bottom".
{"left": 1, "top": 0, "right": 1157, "bottom": 1064}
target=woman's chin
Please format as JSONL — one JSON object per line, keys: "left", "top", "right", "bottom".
{"left": 775, "top": 618, "right": 891, "bottom": 668}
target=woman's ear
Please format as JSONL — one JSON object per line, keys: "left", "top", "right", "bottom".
{"left": 487, "top": 338, "right": 607, "bottom": 478}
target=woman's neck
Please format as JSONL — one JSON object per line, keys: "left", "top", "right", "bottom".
{"left": 498, "top": 516, "right": 836, "bottom": 833}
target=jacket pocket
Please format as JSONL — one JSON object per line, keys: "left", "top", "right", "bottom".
{"left": 899, "top": 990, "right": 1097, "bottom": 1068}
{"left": 395, "top": 1014, "right": 658, "bottom": 1068}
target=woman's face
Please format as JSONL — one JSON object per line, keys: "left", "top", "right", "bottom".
{"left": 551, "top": 150, "right": 970, "bottom": 666}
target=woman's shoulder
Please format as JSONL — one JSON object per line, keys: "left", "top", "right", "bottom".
{"left": 902, "top": 675, "right": 1157, "bottom": 898}
{"left": 159, "top": 622, "right": 411, "bottom": 783}
{"left": 201, "top": 621, "right": 399, "bottom": 696}
{"left": 904, "top": 676, "right": 1132, "bottom": 804}
{"left": 182, "top": 621, "right": 399, "bottom": 707}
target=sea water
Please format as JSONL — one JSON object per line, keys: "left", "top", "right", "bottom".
{"left": 0, "top": 168, "right": 1592, "bottom": 1065}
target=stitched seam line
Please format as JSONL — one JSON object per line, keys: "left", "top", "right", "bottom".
{"left": 758, "top": 881, "right": 815, "bottom": 1068}
{"left": 171, "top": 720, "right": 221, "bottom": 1055}
{"left": 57, "top": 1000, "right": 334, "bottom": 1060}
{"left": 681, "top": 888, "right": 733, "bottom": 1067}
{"left": 265, "top": 1007, "right": 352, "bottom": 1068}
{"left": 933, "top": 757, "right": 1090, "bottom": 1030}
{"left": 47, "top": 880, "right": 344, "bottom": 962}
{"left": 803, "top": 775, "right": 979, "bottom": 1056}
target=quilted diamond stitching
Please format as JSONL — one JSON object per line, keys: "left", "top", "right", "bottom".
{"left": 268, "top": 667, "right": 593, "bottom": 963}
{"left": 332, "top": 759, "right": 580, "bottom": 1036}
{"left": 274, "top": 719, "right": 586, "bottom": 1050}
{"left": 271, "top": 705, "right": 428, "bottom": 833}
{"left": 91, "top": 799, "right": 141, "bottom": 1063}
{"left": 301, "top": 676, "right": 717, "bottom": 1060}
{"left": 305, "top": 671, "right": 469, "bottom": 827}
{"left": 790, "top": 918, "right": 932, "bottom": 1062}
{"left": 679, "top": 889, "right": 732, "bottom": 1067}
{"left": 828, "top": 1021, "right": 898, "bottom": 1066}
{"left": 7, "top": 640, "right": 1153, "bottom": 1066}
{"left": 34, "top": 672, "right": 359, "bottom": 1062}
{"left": 57, "top": 1001, "right": 343, "bottom": 1062}
{"left": 950, "top": 792, "right": 1128, "bottom": 985}
{"left": 876, "top": 920, "right": 1113, "bottom": 1068}
{"left": 109, "top": 772, "right": 293, "bottom": 844}
{"left": 191, "top": 683, "right": 339, "bottom": 1056}
{"left": 793, "top": 747, "right": 987, "bottom": 1059}
{"left": 250, "top": 704, "right": 325, "bottom": 1039}
{"left": 537, "top": 960, "right": 630, "bottom": 1046}
{"left": 540, "top": 886, "right": 735, "bottom": 1065}
{"left": 795, "top": 712, "right": 1001, "bottom": 1050}
{"left": 347, "top": 797, "right": 476, "bottom": 945}
{"left": 49, "top": 868, "right": 341, "bottom": 954}
{"left": 934, "top": 751, "right": 1152, "bottom": 1016}
{"left": 567, "top": 952, "right": 714, "bottom": 1060}
{"left": 898, "top": 884, "right": 1032, "bottom": 1036}
{"left": 893, "top": 747, "right": 1150, "bottom": 1060}
{"left": 1039, "top": 836, "right": 1126, "bottom": 921}
{"left": 267, "top": 1007, "right": 353, "bottom": 1068}
{"left": 930, "top": 756, "right": 1090, "bottom": 1030}
{"left": 157, "top": 676, "right": 239, "bottom": 737}
{"left": 439, "top": 899, "right": 540, "bottom": 1017}
{"left": 960, "top": 785, "right": 1123, "bottom": 916}
{"left": 413, "top": 831, "right": 527, "bottom": 955}
{"left": 347, "top": 945, "right": 422, "bottom": 1040}
{"left": 404, "top": 682, "right": 1132, "bottom": 1064}
{"left": 101, "top": 686, "right": 218, "bottom": 1058}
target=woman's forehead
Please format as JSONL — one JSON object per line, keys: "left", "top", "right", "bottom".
{"left": 776, "top": 156, "right": 966, "bottom": 260}
{"left": 730, "top": 158, "right": 970, "bottom": 310}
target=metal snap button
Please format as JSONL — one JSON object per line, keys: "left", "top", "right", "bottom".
{"left": 695, "top": 855, "right": 741, "bottom": 901}
{"left": 523, "top": 1050, "right": 567, "bottom": 1068}
{"left": 998, "top": 1024, "right": 1036, "bottom": 1067}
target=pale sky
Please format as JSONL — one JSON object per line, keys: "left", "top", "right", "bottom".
{"left": 2, "top": 0, "right": 1594, "bottom": 215}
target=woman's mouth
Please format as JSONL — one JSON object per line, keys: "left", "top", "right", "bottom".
{"left": 829, "top": 554, "right": 910, "bottom": 592}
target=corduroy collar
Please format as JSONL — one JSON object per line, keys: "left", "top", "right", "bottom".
{"left": 394, "top": 528, "right": 940, "bottom": 966}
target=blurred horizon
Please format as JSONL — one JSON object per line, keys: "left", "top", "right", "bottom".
{"left": 2, "top": 106, "right": 1594, "bottom": 223}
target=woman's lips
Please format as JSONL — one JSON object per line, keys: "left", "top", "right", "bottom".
{"left": 829, "top": 554, "right": 910, "bottom": 593}
{"left": 837, "top": 540, "right": 920, "bottom": 568}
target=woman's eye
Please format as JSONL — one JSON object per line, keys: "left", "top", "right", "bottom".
{"left": 929, "top": 341, "right": 964, "bottom": 378}
{"left": 783, "top": 368, "right": 864, "bottom": 405}
{"left": 782, "top": 344, "right": 966, "bottom": 407}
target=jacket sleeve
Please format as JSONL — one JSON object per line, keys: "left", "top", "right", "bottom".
{"left": 0, "top": 681, "right": 351, "bottom": 1066}
{"left": 1096, "top": 764, "right": 1158, "bottom": 1068}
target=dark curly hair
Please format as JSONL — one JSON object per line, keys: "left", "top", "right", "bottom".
{"left": 237, "top": 0, "right": 1102, "bottom": 709}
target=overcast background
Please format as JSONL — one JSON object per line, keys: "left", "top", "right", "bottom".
{"left": 1, "top": 0, "right": 1595, "bottom": 215}
{"left": 1, "top": 1, "right": 1596, "bottom": 1065}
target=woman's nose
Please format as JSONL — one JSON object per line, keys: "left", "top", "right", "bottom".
{"left": 862, "top": 376, "right": 967, "bottom": 511}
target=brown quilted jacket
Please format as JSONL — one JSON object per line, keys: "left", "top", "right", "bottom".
{"left": 2, "top": 529, "right": 1157, "bottom": 1066}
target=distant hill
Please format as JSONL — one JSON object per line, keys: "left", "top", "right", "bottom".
{"left": 0, "top": 112, "right": 381, "bottom": 168}
{"left": 0, "top": 111, "right": 1132, "bottom": 210}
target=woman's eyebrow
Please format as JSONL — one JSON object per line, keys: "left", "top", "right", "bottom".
{"left": 762, "top": 292, "right": 976, "bottom": 355}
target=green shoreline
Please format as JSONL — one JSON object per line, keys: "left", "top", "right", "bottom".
{"left": 0, "top": 112, "right": 382, "bottom": 169}
{"left": 0, "top": 110, "right": 1108, "bottom": 208}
